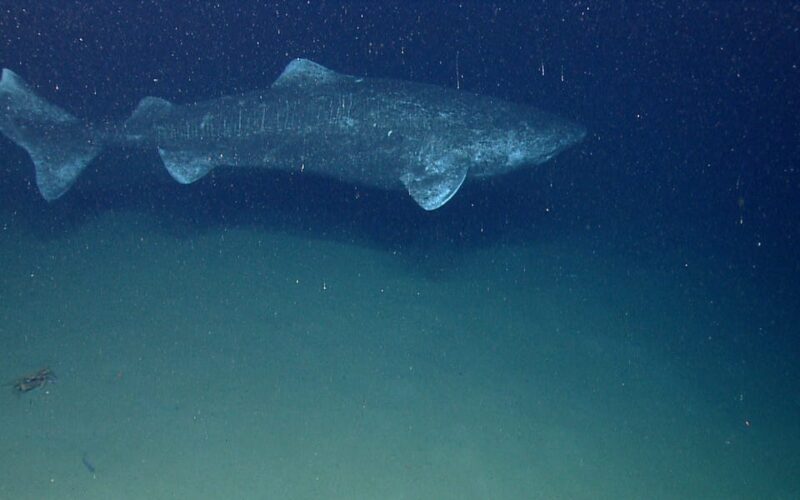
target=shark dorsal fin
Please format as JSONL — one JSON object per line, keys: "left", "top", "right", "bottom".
{"left": 272, "top": 59, "right": 342, "bottom": 88}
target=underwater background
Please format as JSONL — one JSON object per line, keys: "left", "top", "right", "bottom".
{"left": 0, "top": 1, "right": 797, "bottom": 499}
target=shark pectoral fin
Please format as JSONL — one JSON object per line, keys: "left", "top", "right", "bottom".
{"left": 157, "top": 148, "right": 215, "bottom": 184}
{"left": 402, "top": 155, "right": 468, "bottom": 210}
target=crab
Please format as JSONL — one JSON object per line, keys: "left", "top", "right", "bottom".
{"left": 11, "top": 367, "right": 57, "bottom": 394}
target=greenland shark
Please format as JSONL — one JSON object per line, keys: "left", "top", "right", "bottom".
{"left": 0, "top": 58, "right": 585, "bottom": 210}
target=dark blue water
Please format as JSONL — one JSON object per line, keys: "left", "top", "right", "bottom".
{"left": 2, "top": 2, "right": 797, "bottom": 256}
{"left": 1, "top": 2, "right": 797, "bottom": 498}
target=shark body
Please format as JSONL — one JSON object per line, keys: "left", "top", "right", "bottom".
{"left": 0, "top": 59, "right": 585, "bottom": 210}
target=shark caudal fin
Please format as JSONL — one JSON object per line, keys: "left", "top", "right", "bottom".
{"left": 0, "top": 69, "right": 100, "bottom": 200}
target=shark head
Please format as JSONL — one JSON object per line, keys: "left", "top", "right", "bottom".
{"left": 465, "top": 112, "right": 586, "bottom": 179}
{"left": 515, "top": 116, "right": 586, "bottom": 167}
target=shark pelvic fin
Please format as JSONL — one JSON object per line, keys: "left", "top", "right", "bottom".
{"left": 157, "top": 148, "right": 216, "bottom": 184}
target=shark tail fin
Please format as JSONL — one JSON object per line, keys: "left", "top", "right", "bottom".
{"left": 0, "top": 69, "right": 101, "bottom": 200}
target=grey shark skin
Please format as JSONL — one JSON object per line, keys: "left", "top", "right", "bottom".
{"left": 0, "top": 59, "right": 585, "bottom": 210}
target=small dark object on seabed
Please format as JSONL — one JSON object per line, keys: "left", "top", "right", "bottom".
{"left": 82, "top": 452, "right": 96, "bottom": 475}
{"left": 11, "top": 367, "right": 57, "bottom": 394}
